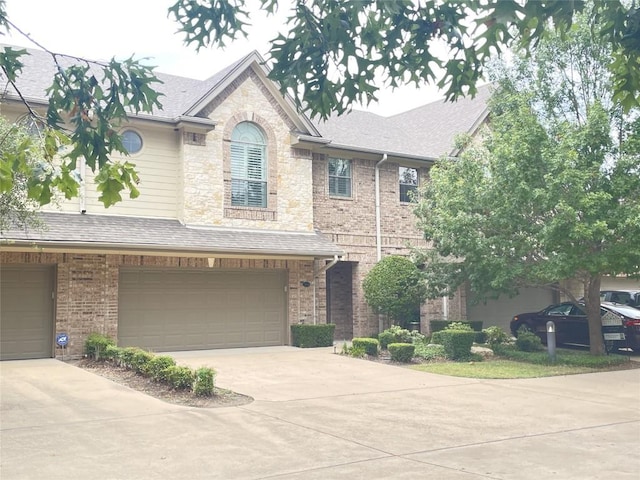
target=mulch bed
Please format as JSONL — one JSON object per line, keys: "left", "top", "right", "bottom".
{"left": 69, "top": 359, "right": 253, "bottom": 408}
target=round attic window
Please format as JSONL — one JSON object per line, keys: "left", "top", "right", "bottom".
{"left": 122, "top": 129, "right": 143, "bottom": 154}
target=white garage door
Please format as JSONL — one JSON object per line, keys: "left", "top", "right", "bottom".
{"left": 1, "top": 265, "right": 54, "bottom": 360}
{"left": 118, "top": 268, "right": 287, "bottom": 351}
{"left": 467, "top": 286, "right": 555, "bottom": 332}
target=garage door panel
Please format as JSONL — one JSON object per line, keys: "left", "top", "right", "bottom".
{"left": 1, "top": 265, "right": 54, "bottom": 360}
{"left": 119, "top": 269, "right": 286, "bottom": 351}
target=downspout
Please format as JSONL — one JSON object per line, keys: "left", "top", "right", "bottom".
{"left": 375, "top": 153, "right": 388, "bottom": 331}
{"left": 375, "top": 153, "right": 388, "bottom": 261}
{"left": 79, "top": 157, "right": 86, "bottom": 214}
{"left": 313, "top": 255, "right": 341, "bottom": 324}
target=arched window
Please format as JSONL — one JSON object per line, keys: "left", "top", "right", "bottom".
{"left": 230, "top": 122, "right": 267, "bottom": 208}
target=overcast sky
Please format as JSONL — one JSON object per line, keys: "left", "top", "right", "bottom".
{"left": 3, "top": 0, "right": 444, "bottom": 116}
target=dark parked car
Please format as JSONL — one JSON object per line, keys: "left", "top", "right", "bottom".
{"left": 510, "top": 301, "right": 640, "bottom": 352}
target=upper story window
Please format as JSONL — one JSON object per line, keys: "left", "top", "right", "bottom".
{"left": 399, "top": 166, "right": 418, "bottom": 202}
{"left": 328, "top": 158, "right": 352, "bottom": 197}
{"left": 122, "top": 129, "right": 143, "bottom": 154}
{"left": 230, "top": 122, "right": 267, "bottom": 208}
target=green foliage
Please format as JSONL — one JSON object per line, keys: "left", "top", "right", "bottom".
{"left": 387, "top": 343, "right": 415, "bottom": 363}
{"left": 515, "top": 327, "right": 544, "bottom": 352}
{"left": 378, "top": 325, "right": 413, "bottom": 349}
{"left": 144, "top": 355, "right": 177, "bottom": 382}
{"left": 119, "top": 347, "right": 142, "bottom": 369}
{"left": 346, "top": 345, "right": 366, "bottom": 359}
{"left": 362, "top": 256, "right": 427, "bottom": 326}
{"left": 168, "top": 0, "right": 639, "bottom": 119}
{"left": 413, "top": 342, "right": 446, "bottom": 361}
{"left": 131, "top": 350, "right": 155, "bottom": 374}
{"left": 290, "top": 324, "right": 335, "bottom": 348}
{"left": 415, "top": 12, "right": 640, "bottom": 355}
{"left": 84, "top": 333, "right": 116, "bottom": 361}
{"left": 440, "top": 330, "right": 476, "bottom": 361}
{"left": 494, "top": 345, "right": 630, "bottom": 368}
{"left": 483, "top": 326, "right": 511, "bottom": 348}
{"left": 0, "top": 116, "right": 45, "bottom": 232}
{"left": 430, "top": 320, "right": 483, "bottom": 333}
{"left": 194, "top": 367, "right": 216, "bottom": 397}
{"left": 352, "top": 338, "right": 379, "bottom": 357}
{"left": 166, "top": 365, "right": 195, "bottom": 391}
{"left": 103, "top": 344, "right": 122, "bottom": 361}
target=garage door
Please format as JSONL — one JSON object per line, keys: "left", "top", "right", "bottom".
{"left": 466, "top": 286, "right": 555, "bottom": 332}
{"left": 1, "top": 265, "right": 54, "bottom": 360}
{"left": 118, "top": 269, "right": 287, "bottom": 351}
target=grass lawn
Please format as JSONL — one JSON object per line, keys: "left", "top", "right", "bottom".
{"left": 408, "top": 347, "right": 638, "bottom": 379}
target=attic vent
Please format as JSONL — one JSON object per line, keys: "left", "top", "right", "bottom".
{"left": 184, "top": 132, "right": 206, "bottom": 146}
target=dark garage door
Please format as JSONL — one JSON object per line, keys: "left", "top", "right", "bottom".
{"left": 1, "top": 265, "right": 54, "bottom": 360}
{"left": 118, "top": 268, "right": 287, "bottom": 351}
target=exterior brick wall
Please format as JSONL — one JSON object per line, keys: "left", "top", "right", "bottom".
{"left": 312, "top": 154, "right": 468, "bottom": 336}
{"left": 1, "top": 251, "right": 317, "bottom": 358}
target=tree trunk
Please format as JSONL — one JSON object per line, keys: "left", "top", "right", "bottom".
{"left": 584, "top": 275, "right": 605, "bottom": 355}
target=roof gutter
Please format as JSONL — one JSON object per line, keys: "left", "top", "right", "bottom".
{"left": 0, "top": 239, "right": 341, "bottom": 259}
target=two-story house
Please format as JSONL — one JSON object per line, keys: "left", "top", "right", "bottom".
{"left": 0, "top": 47, "right": 490, "bottom": 360}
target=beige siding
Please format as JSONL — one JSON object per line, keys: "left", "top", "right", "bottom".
{"left": 82, "top": 126, "right": 180, "bottom": 218}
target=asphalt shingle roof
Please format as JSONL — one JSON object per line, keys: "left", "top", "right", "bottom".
{"left": 2, "top": 45, "right": 491, "bottom": 158}
{"left": 314, "top": 84, "right": 492, "bottom": 159}
{"left": 1, "top": 213, "right": 343, "bottom": 258}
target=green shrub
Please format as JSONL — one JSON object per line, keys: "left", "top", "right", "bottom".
{"left": 388, "top": 343, "right": 415, "bottom": 363}
{"left": 347, "top": 345, "right": 366, "bottom": 358}
{"left": 118, "top": 347, "right": 143, "bottom": 369}
{"left": 104, "top": 344, "right": 122, "bottom": 361}
{"left": 430, "top": 331, "right": 445, "bottom": 345}
{"left": 362, "top": 256, "right": 427, "bottom": 326}
{"left": 290, "top": 324, "right": 335, "bottom": 347}
{"left": 378, "top": 325, "right": 412, "bottom": 349}
{"left": 515, "top": 327, "right": 544, "bottom": 352}
{"left": 194, "top": 367, "right": 216, "bottom": 396}
{"left": 131, "top": 350, "right": 155, "bottom": 374}
{"left": 144, "top": 355, "right": 177, "bottom": 382}
{"left": 440, "top": 330, "right": 475, "bottom": 360}
{"left": 483, "top": 326, "right": 510, "bottom": 348}
{"left": 84, "top": 333, "right": 116, "bottom": 361}
{"left": 413, "top": 342, "right": 446, "bottom": 360}
{"left": 166, "top": 365, "right": 195, "bottom": 390}
{"left": 430, "top": 320, "right": 483, "bottom": 333}
{"left": 352, "top": 338, "right": 379, "bottom": 356}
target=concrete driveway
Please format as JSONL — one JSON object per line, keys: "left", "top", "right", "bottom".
{"left": 1, "top": 347, "right": 639, "bottom": 479}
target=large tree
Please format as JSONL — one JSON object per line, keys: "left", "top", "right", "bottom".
{"left": 1, "top": 0, "right": 639, "bottom": 213}
{"left": 414, "top": 12, "right": 640, "bottom": 355}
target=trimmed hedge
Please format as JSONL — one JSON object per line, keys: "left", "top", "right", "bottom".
{"left": 378, "top": 326, "right": 412, "bottom": 349}
{"left": 430, "top": 320, "right": 484, "bottom": 344}
{"left": 352, "top": 338, "right": 379, "bottom": 356}
{"left": 440, "top": 330, "right": 475, "bottom": 360}
{"left": 194, "top": 367, "right": 216, "bottom": 396}
{"left": 144, "top": 355, "right": 177, "bottom": 382}
{"left": 84, "top": 333, "right": 116, "bottom": 360}
{"left": 388, "top": 343, "right": 415, "bottom": 363}
{"left": 291, "top": 324, "right": 335, "bottom": 348}
{"left": 166, "top": 365, "right": 195, "bottom": 390}
{"left": 430, "top": 320, "right": 483, "bottom": 333}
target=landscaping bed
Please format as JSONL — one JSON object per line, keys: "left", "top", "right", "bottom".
{"left": 71, "top": 358, "right": 253, "bottom": 408}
